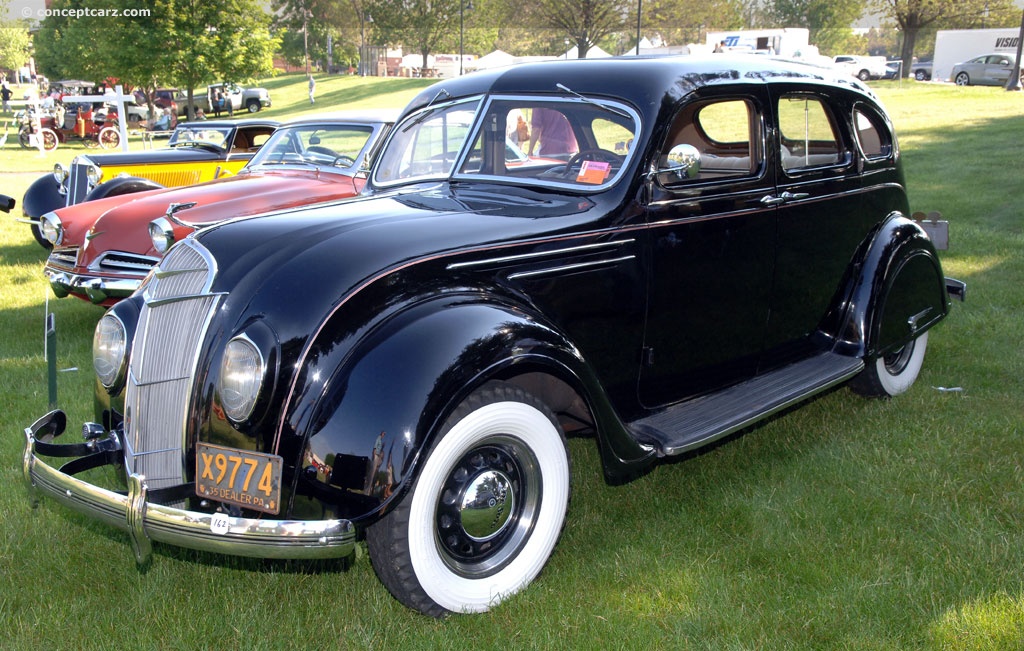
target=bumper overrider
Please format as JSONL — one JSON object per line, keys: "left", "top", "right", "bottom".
{"left": 45, "top": 266, "right": 141, "bottom": 304}
{"left": 23, "top": 410, "right": 356, "bottom": 566}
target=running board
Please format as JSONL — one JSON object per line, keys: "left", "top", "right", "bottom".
{"left": 630, "top": 352, "right": 864, "bottom": 457}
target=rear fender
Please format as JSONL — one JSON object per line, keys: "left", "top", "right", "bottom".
{"left": 290, "top": 294, "right": 648, "bottom": 523}
{"left": 835, "top": 213, "right": 950, "bottom": 358}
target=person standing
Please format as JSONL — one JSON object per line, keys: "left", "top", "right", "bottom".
{"left": 308, "top": 75, "right": 316, "bottom": 104}
{"left": 211, "top": 87, "right": 222, "bottom": 117}
{"left": 1, "top": 81, "right": 12, "bottom": 113}
{"left": 528, "top": 107, "right": 577, "bottom": 157}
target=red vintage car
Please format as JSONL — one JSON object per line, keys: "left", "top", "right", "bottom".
{"left": 41, "top": 112, "right": 395, "bottom": 306}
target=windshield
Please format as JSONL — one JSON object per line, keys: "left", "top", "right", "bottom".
{"left": 248, "top": 123, "right": 376, "bottom": 171}
{"left": 168, "top": 126, "right": 232, "bottom": 150}
{"left": 373, "top": 95, "right": 639, "bottom": 191}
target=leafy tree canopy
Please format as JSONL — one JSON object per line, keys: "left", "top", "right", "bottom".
{"left": 33, "top": 0, "right": 277, "bottom": 117}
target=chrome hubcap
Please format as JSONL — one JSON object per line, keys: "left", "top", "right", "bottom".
{"left": 459, "top": 469, "right": 515, "bottom": 541}
{"left": 434, "top": 438, "right": 539, "bottom": 577}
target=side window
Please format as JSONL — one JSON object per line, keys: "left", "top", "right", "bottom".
{"left": 663, "top": 98, "right": 757, "bottom": 181}
{"left": 853, "top": 106, "right": 892, "bottom": 160}
{"left": 777, "top": 95, "right": 842, "bottom": 171}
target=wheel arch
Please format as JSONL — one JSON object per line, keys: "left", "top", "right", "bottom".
{"left": 22, "top": 173, "right": 64, "bottom": 220}
{"left": 292, "top": 293, "right": 652, "bottom": 525}
{"left": 832, "top": 212, "right": 950, "bottom": 360}
{"left": 84, "top": 175, "right": 164, "bottom": 201}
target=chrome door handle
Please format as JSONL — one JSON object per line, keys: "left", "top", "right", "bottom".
{"left": 781, "top": 191, "right": 809, "bottom": 200}
{"left": 760, "top": 195, "right": 785, "bottom": 206}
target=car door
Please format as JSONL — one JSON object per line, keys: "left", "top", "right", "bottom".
{"left": 760, "top": 87, "right": 892, "bottom": 368}
{"left": 985, "top": 55, "right": 1013, "bottom": 84}
{"left": 639, "top": 89, "right": 777, "bottom": 408}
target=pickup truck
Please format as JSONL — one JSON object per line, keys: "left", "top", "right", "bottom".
{"left": 833, "top": 55, "right": 889, "bottom": 81}
{"left": 197, "top": 83, "right": 272, "bottom": 115}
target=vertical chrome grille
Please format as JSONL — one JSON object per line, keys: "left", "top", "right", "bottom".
{"left": 67, "top": 163, "right": 91, "bottom": 205}
{"left": 124, "top": 241, "right": 221, "bottom": 491}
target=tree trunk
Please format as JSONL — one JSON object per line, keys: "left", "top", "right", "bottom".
{"left": 900, "top": 27, "right": 919, "bottom": 79}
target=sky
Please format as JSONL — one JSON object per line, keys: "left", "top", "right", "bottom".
{"left": 5, "top": 0, "right": 46, "bottom": 22}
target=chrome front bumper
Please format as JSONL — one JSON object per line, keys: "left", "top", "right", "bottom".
{"left": 23, "top": 411, "right": 356, "bottom": 566}
{"left": 45, "top": 267, "right": 141, "bottom": 303}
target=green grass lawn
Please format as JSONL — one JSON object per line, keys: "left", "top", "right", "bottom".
{"left": 1, "top": 75, "right": 1023, "bottom": 649}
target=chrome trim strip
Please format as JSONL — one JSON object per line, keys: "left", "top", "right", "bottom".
{"left": 23, "top": 418, "right": 355, "bottom": 564}
{"left": 446, "top": 239, "right": 635, "bottom": 270}
{"left": 507, "top": 255, "right": 636, "bottom": 280}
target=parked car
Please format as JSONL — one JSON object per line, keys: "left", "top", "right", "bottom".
{"left": 950, "top": 53, "right": 1023, "bottom": 86}
{"left": 832, "top": 54, "right": 889, "bottom": 80}
{"left": 24, "top": 55, "right": 963, "bottom": 617}
{"left": 39, "top": 112, "right": 396, "bottom": 306}
{"left": 911, "top": 60, "right": 933, "bottom": 81}
{"left": 19, "top": 118, "right": 278, "bottom": 248}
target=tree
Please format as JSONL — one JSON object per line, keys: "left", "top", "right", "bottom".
{"left": 148, "top": 0, "right": 278, "bottom": 118}
{"left": 872, "top": 0, "right": 1020, "bottom": 76}
{"left": 369, "top": 0, "right": 463, "bottom": 71}
{"left": 768, "top": 0, "right": 867, "bottom": 55}
{"left": 531, "top": 0, "right": 631, "bottom": 58}
{"left": 32, "top": 0, "right": 277, "bottom": 119}
{"left": 644, "top": 0, "right": 746, "bottom": 47}
{"left": 0, "top": 0, "right": 32, "bottom": 76}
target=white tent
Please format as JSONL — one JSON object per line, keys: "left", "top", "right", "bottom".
{"left": 473, "top": 50, "right": 518, "bottom": 70}
{"left": 562, "top": 45, "right": 614, "bottom": 59}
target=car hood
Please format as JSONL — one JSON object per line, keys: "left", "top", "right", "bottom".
{"left": 83, "top": 146, "right": 225, "bottom": 167}
{"left": 73, "top": 170, "right": 365, "bottom": 264}
{"left": 194, "top": 182, "right": 602, "bottom": 345}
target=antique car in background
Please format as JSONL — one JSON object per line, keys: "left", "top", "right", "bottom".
{"left": 24, "top": 56, "right": 963, "bottom": 617}
{"left": 19, "top": 118, "right": 278, "bottom": 247}
{"left": 39, "top": 112, "right": 396, "bottom": 306}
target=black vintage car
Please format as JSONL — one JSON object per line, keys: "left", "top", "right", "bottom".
{"left": 24, "top": 56, "right": 963, "bottom": 617}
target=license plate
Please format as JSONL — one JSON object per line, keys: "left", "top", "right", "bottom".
{"left": 196, "top": 442, "right": 282, "bottom": 515}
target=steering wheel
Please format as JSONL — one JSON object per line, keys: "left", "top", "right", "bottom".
{"left": 331, "top": 155, "right": 357, "bottom": 168}
{"left": 563, "top": 148, "right": 622, "bottom": 178}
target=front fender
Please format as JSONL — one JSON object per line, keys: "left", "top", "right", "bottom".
{"left": 836, "top": 213, "right": 950, "bottom": 358}
{"left": 22, "top": 173, "right": 64, "bottom": 220}
{"left": 85, "top": 176, "right": 164, "bottom": 202}
{"left": 289, "top": 293, "right": 644, "bottom": 523}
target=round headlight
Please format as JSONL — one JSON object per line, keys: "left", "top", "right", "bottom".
{"left": 53, "top": 163, "right": 68, "bottom": 186}
{"left": 39, "top": 211, "right": 64, "bottom": 246}
{"left": 219, "top": 336, "right": 265, "bottom": 423}
{"left": 93, "top": 314, "right": 128, "bottom": 390}
{"left": 86, "top": 163, "right": 101, "bottom": 186}
{"left": 149, "top": 217, "right": 175, "bottom": 254}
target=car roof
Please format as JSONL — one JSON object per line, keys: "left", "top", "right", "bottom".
{"left": 402, "top": 54, "right": 875, "bottom": 118}
{"left": 176, "top": 118, "right": 279, "bottom": 129}
{"left": 279, "top": 110, "right": 401, "bottom": 127}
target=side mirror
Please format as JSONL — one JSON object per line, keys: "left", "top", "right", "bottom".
{"left": 660, "top": 144, "right": 701, "bottom": 181}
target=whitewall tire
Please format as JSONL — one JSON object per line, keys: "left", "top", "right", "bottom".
{"left": 851, "top": 331, "right": 928, "bottom": 397}
{"left": 367, "top": 382, "right": 571, "bottom": 616}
